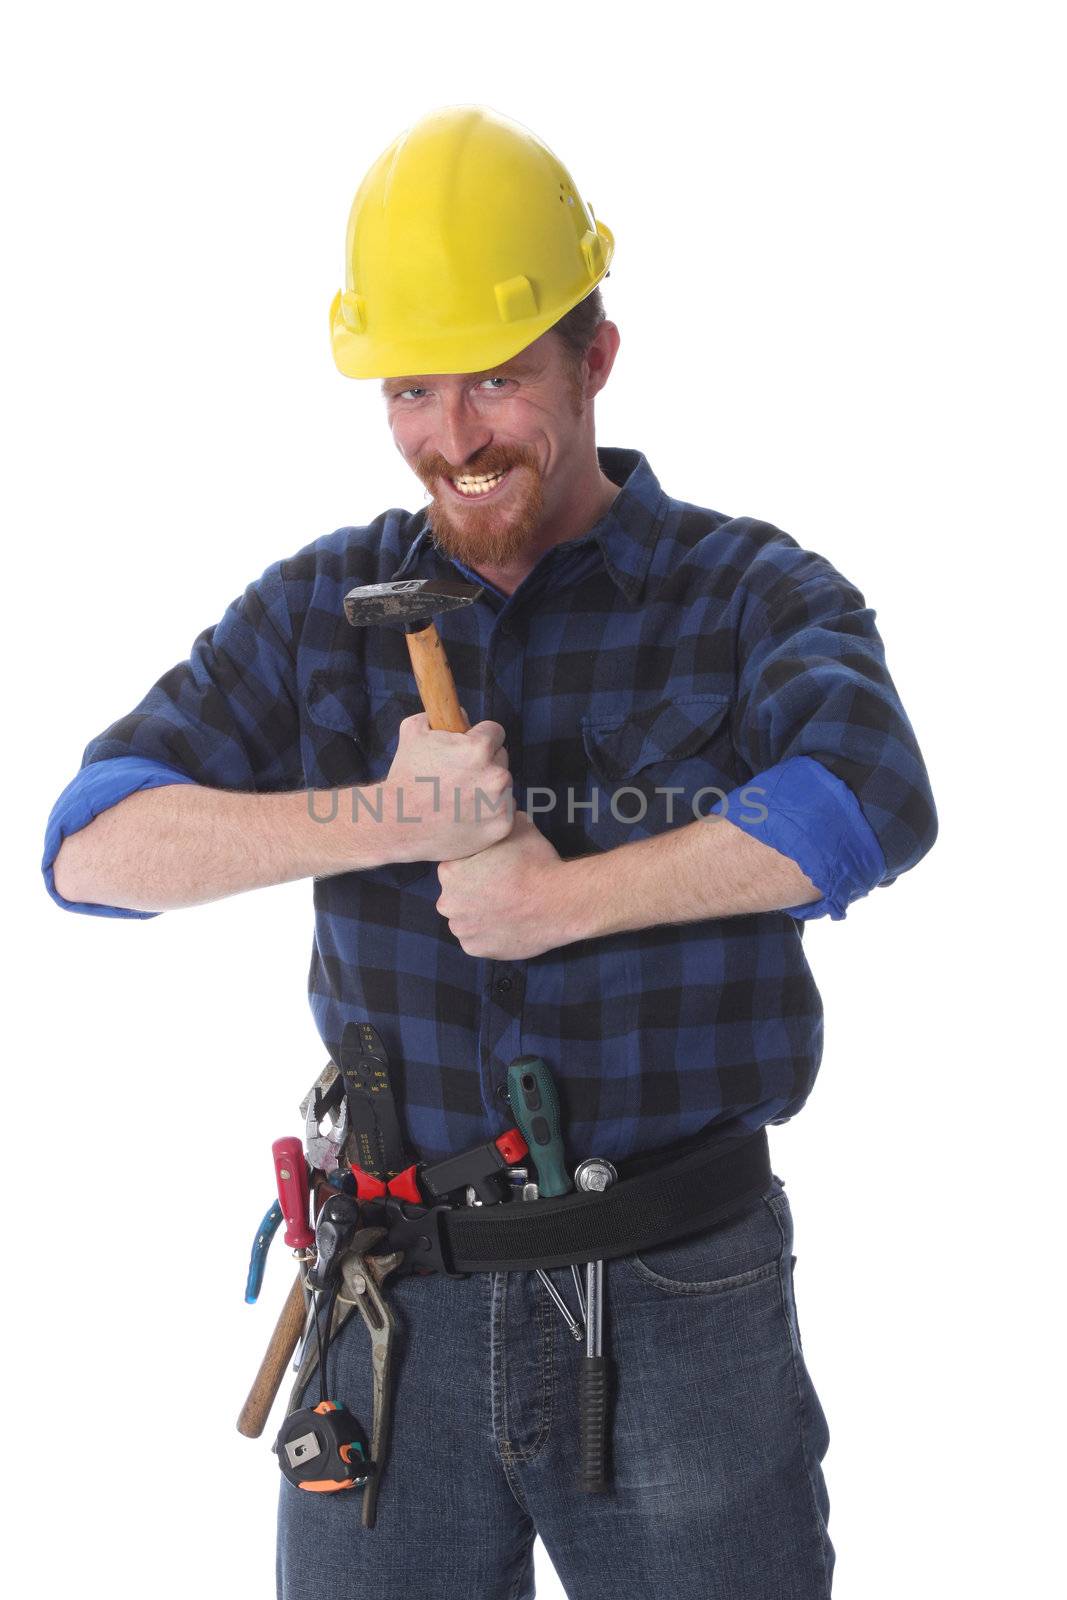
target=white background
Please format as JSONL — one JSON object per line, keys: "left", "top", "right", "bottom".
{"left": 5, "top": 2, "right": 1063, "bottom": 1596}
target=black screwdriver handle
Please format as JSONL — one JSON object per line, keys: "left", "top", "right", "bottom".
{"left": 578, "top": 1355, "right": 610, "bottom": 1492}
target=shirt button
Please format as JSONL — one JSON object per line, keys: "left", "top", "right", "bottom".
{"left": 494, "top": 976, "right": 513, "bottom": 994}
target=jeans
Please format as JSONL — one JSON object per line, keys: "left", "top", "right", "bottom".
{"left": 277, "top": 1173, "right": 834, "bottom": 1598}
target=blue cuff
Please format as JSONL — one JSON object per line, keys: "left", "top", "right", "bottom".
{"left": 718, "top": 756, "right": 887, "bottom": 921}
{"left": 42, "top": 756, "right": 197, "bottom": 918}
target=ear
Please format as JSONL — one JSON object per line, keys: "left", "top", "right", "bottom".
{"left": 582, "top": 321, "right": 621, "bottom": 401}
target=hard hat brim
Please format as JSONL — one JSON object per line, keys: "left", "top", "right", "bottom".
{"left": 331, "top": 224, "right": 614, "bottom": 381}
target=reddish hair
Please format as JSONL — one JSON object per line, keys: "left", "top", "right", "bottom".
{"left": 551, "top": 287, "right": 606, "bottom": 364}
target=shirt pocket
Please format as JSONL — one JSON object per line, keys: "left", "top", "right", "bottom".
{"left": 578, "top": 692, "right": 736, "bottom": 853}
{"left": 302, "top": 670, "right": 432, "bottom": 885}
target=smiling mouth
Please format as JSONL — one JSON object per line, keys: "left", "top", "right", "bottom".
{"left": 444, "top": 467, "right": 514, "bottom": 500}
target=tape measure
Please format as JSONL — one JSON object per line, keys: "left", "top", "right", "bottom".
{"left": 275, "top": 1401, "right": 372, "bottom": 1493}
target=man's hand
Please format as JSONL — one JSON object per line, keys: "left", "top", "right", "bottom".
{"left": 435, "top": 809, "right": 577, "bottom": 960}
{"left": 436, "top": 808, "right": 826, "bottom": 959}
{"left": 383, "top": 714, "right": 514, "bottom": 862}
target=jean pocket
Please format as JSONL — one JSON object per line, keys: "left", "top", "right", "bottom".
{"left": 623, "top": 1184, "right": 788, "bottom": 1295}
{"left": 785, "top": 1252, "right": 805, "bottom": 1354}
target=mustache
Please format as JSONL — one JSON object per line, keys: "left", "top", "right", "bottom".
{"left": 414, "top": 444, "right": 540, "bottom": 483}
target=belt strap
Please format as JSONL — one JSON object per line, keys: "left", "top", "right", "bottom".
{"left": 384, "top": 1126, "right": 772, "bottom": 1275}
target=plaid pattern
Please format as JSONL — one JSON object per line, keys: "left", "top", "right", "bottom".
{"left": 44, "top": 448, "right": 937, "bottom": 1165}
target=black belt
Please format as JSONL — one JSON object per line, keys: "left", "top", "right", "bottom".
{"left": 371, "top": 1125, "right": 772, "bottom": 1276}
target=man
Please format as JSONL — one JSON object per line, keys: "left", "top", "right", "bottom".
{"left": 44, "top": 106, "right": 937, "bottom": 1598}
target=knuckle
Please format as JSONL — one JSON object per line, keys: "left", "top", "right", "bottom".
{"left": 471, "top": 721, "right": 504, "bottom": 748}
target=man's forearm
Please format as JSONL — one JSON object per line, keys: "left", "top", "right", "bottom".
{"left": 52, "top": 782, "right": 401, "bottom": 912}
{"left": 557, "top": 815, "right": 822, "bottom": 941}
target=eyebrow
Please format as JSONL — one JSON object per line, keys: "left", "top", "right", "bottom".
{"left": 381, "top": 355, "right": 538, "bottom": 392}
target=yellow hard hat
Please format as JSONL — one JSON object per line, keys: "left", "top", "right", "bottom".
{"left": 329, "top": 105, "right": 614, "bottom": 380}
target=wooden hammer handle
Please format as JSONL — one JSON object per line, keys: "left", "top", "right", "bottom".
{"left": 236, "top": 1268, "right": 308, "bottom": 1439}
{"left": 405, "top": 623, "right": 469, "bottom": 733}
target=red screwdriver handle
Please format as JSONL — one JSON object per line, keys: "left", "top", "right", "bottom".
{"left": 272, "top": 1136, "right": 315, "bottom": 1252}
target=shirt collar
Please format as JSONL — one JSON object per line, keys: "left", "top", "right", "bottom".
{"left": 389, "top": 447, "right": 667, "bottom": 603}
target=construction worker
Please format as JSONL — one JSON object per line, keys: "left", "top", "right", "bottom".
{"left": 43, "top": 106, "right": 937, "bottom": 1598}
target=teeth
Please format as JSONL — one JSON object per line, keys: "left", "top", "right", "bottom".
{"left": 451, "top": 470, "right": 507, "bottom": 496}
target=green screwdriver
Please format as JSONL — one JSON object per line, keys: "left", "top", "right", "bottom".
{"left": 506, "top": 1056, "right": 571, "bottom": 1197}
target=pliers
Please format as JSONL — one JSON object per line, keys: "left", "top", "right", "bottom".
{"left": 301, "top": 1063, "right": 349, "bottom": 1175}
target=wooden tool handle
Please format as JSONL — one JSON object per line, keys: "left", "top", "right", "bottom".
{"left": 405, "top": 623, "right": 469, "bottom": 732}
{"left": 236, "top": 1268, "right": 308, "bottom": 1439}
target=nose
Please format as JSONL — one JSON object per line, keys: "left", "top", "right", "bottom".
{"left": 434, "top": 390, "right": 492, "bottom": 470}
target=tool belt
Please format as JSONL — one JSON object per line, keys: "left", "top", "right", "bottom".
{"left": 364, "top": 1123, "right": 772, "bottom": 1276}
{"left": 240, "top": 1041, "right": 777, "bottom": 1519}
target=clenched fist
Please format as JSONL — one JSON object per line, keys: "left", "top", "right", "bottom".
{"left": 382, "top": 713, "right": 515, "bottom": 862}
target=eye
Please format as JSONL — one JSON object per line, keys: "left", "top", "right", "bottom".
{"left": 395, "top": 386, "right": 427, "bottom": 401}
{"left": 479, "top": 376, "right": 511, "bottom": 391}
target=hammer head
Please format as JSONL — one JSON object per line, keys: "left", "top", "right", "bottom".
{"left": 343, "top": 578, "right": 483, "bottom": 628}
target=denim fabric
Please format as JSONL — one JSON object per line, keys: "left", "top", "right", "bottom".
{"left": 277, "top": 1174, "right": 833, "bottom": 1598}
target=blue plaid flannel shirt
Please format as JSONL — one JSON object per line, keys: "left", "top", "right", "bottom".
{"left": 43, "top": 448, "right": 938, "bottom": 1165}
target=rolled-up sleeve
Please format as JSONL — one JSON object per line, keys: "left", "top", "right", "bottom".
{"left": 721, "top": 566, "right": 938, "bottom": 920}
{"left": 43, "top": 561, "right": 303, "bottom": 916}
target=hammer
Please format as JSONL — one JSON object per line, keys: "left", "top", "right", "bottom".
{"left": 343, "top": 578, "right": 482, "bottom": 734}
